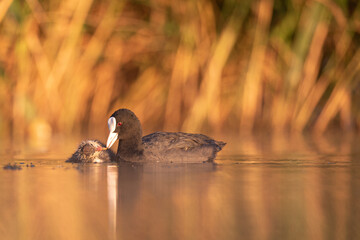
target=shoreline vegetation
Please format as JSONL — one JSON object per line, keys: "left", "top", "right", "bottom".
{"left": 0, "top": 0, "right": 359, "bottom": 141}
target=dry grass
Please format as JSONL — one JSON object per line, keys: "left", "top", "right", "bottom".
{"left": 0, "top": 0, "right": 360, "bottom": 141}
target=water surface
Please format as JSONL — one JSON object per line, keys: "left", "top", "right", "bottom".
{"left": 1, "top": 134, "right": 360, "bottom": 240}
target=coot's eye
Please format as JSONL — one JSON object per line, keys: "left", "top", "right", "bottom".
{"left": 117, "top": 122, "right": 122, "bottom": 126}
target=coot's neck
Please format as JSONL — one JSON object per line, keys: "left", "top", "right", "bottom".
{"left": 116, "top": 135, "right": 144, "bottom": 161}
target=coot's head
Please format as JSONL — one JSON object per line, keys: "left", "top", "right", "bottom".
{"left": 106, "top": 109, "right": 143, "bottom": 148}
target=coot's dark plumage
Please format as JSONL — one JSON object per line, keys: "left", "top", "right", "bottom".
{"left": 106, "top": 109, "right": 226, "bottom": 163}
{"left": 67, "top": 140, "right": 115, "bottom": 163}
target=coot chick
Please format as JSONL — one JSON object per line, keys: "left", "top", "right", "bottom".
{"left": 67, "top": 140, "right": 115, "bottom": 163}
{"left": 106, "top": 109, "right": 226, "bottom": 163}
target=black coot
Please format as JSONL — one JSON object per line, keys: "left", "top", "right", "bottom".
{"left": 106, "top": 109, "right": 226, "bottom": 163}
{"left": 67, "top": 140, "right": 115, "bottom": 163}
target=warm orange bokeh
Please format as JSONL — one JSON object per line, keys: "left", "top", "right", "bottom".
{"left": 0, "top": 0, "right": 359, "bottom": 143}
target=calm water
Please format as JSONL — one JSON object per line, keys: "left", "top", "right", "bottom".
{"left": 1, "top": 134, "right": 360, "bottom": 240}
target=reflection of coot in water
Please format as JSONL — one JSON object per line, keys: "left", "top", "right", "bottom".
{"left": 67, "top": 140, "right": 115, "bottom": 163}
{"left": 106, "top": 109, "right": 226, "bottom": 163}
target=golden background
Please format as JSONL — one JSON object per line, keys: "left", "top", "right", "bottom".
{"left": 0, "top": 0, "right": 359, "bottom": 143}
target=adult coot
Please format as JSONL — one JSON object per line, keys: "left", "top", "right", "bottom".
{"left": 106, "top": 109, "right": 226, "bottom": 163}
{"left": 67, "top": 140, "right": 115, "bottom": 163}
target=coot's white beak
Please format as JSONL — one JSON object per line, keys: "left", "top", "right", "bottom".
{"left": 106, "top": 117, "right": 118, "bottom": 148}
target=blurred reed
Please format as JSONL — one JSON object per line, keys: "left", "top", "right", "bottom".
{"left": 0, "top": 0, "right": 360, "bottom": 141}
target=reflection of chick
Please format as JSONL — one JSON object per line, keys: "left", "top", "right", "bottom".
{"left": 66, "top": 140, "right": 115, "bottom": 163}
